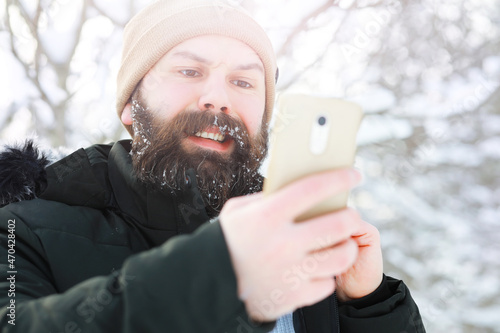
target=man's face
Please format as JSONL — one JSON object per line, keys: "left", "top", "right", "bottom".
{"left": 134, "top": 34, "right": 266, "bottom": 147}
{"left": 122, "top": 35, "right": 269, "bottom": 216}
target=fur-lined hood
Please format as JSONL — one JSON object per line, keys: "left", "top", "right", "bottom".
{"left": 0, "top": 140, "right": 58, "bottom": 207}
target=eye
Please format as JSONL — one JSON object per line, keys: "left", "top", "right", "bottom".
{"left": 180, "top": 69, "right": 201, "bottom": 77}
{"left": 231, "top": 80, "right": 252, "bottom": 89}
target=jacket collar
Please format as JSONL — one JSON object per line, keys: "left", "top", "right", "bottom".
{"left": 108, "top": 141, "right": 210, "bottom": 237}
{"left": 41, "top": 140, "right": 210, "bottom": 246}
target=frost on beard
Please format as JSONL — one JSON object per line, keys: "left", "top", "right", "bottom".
{"left": 130, "top": 99, "right": 152, "bottom": 157}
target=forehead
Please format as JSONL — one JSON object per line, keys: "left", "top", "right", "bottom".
{"left": 162, "top": 35, "right": 263, "bottom": 67}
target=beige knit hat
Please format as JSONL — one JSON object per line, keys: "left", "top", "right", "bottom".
{"left": 117, "top": 0, "right": 278, "bottom": 136}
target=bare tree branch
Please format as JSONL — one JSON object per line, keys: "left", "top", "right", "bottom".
{"left": 277, "top": 0, "right": 338, "bottom": 58}
{"left": 5, "top": 0, "right": 52, "bottom": 109}
{"left": 278, "top": 11, "right": 350, "bottom": 91}
{"left": 87, "top": 0, "right": 128, "bottom": 27}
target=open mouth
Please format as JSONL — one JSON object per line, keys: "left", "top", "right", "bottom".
{"left": 187, "top": 126, "right": 233, "bottom": 152}
{"left": 194, "top": 130, "right": 226, "bottom": 143}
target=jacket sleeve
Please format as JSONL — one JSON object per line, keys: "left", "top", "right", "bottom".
{"left": 338, "top": 275, "right": 426, "bottom": 332}
{"left": 0, "top": 211, "right": 275, "bottom": 333}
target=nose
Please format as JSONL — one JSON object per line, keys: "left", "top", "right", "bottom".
{"left": 198, "top": 76, "right": 231, "bottom": 114}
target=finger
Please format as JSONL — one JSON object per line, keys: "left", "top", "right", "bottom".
{"left": 293, "top": 278, "right": 336, "bottom": 308}
{"left": 292, "top": 208, "right": 363, "bottom": 252}
{"left": 302, "top": 239, "right": 359, "bottom": 279}
{"left": 350, "top": 220, "right": 381, "bottom": 247}
{"left": 267, "top": 168, "right": 361, "bottom": 221}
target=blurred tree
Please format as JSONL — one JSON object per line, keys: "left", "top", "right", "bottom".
{"left": 1, "top": 0, "right": 149, "bottom": 146}
{"left": 1, "top": 0, "right": 499, "bottom": 331}
{"left": 258, "top": 1, "right": 500, "bottom": 331}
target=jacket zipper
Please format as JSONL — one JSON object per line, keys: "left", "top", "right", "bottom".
{"left": 333, "top": 291, "right": 340, "bottom": 332}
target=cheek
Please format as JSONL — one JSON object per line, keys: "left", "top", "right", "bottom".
{"left": 237, "top": 96, "right": 266, "bottom": 135}
{"left": 143, "top": 80, "right": 198, "bottom": 117}
{"left": 161, "top": 84, "right": 197, "bottom": 108}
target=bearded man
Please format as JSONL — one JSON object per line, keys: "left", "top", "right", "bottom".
{"left": 0, "top": 1, "right": 425, "bottom": 332}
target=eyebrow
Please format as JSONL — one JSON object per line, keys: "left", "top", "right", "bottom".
{"left": 171, "top": 51, "right": 264, "bottom": 74}
{"left": 171, "top": 51, "right": 209, "bottom": 64}
{"left": 234, "top": 63, "right": 264, "bottom": 74}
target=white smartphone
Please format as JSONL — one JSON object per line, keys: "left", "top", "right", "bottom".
{"left": 263, "top": 94, "right": 363, "bottom": 222}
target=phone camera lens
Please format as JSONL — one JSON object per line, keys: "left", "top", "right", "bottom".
{"left": 318, "top": 116, "right": 327, "bottom": 126}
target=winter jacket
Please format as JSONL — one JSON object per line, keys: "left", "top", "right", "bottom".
{"left": 0, "top": 140, "right": 426, "bottom": 332}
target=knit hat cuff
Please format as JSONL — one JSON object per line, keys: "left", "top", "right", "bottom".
{"left": 117, "top": 2, "right": 277, "bottom": 135}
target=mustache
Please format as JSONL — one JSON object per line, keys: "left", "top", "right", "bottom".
{"left": 165, "top": 109, "right": 249, "bottom": 141}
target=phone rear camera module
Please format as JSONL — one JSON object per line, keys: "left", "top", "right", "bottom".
{"left": 318, "top": 116, "right": 327, "bottom": 126}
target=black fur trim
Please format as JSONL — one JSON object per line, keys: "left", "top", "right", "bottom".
{"left": 0, "top": 140, "right": 50, "bottom": 207}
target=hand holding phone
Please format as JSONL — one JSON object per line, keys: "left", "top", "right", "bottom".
{"left": 263, "top": 94, "right": 364, "bottom": 221}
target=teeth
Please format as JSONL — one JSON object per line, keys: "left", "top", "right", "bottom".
{"left": 195, "top": 131, "right": 225, "bottom": 142}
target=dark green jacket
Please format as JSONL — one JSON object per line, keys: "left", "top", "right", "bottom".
{"left": 0, "top": 140, "right": 425, "bottom": 332}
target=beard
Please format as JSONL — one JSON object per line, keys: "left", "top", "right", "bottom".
{"left": 129, "top": 92, "right": 268, "bottom": 218}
